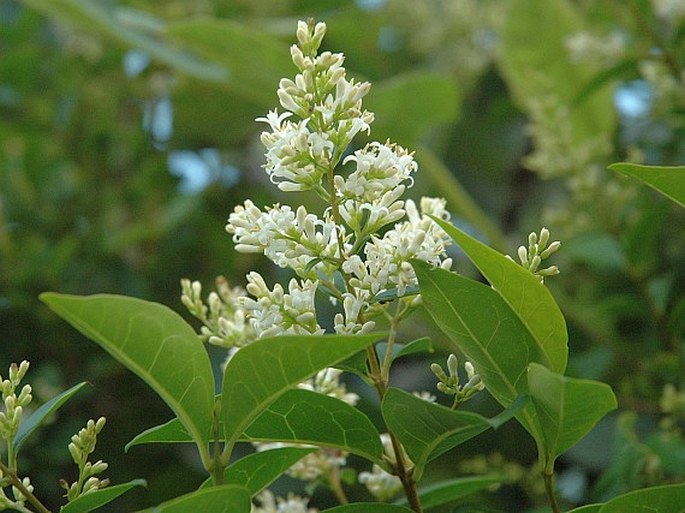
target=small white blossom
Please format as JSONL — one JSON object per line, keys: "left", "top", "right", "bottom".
{"left": 333, "top": 289, "right": 376, "bottom": 335}
{"left": 240, "top": 272, "right": 324, "bottom": 339}
{"left": 252, "top": 490, "right": 318, "bottom": 513}
{"left": 507, "top": 227, "right": 561, "bottom": 283}
{"left": 298, "top": 368, "right": 359, "bottom": 406}
{"left": 358, "top": 434, "right": 403, "bottom": 501}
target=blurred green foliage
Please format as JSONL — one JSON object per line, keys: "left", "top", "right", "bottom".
{"left": 1, "top": 0, "right": 684, "bottom": 511}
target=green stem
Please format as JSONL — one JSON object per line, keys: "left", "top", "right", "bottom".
{"left": 0, "top": 460, "right": 52, "bottom": 513}
{"left": 327, "top": 461, "right": 349, "bottom": 505}
{"left": 543, "top": 471, "right": 562, "bottom": 513}
{"left": 212, "top": 402, "right": 224, "bottom": 485}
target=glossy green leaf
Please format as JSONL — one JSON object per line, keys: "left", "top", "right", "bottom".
{"left": 609, "top": 163, "right": 685, "bottom": 208}
{"left": 393, "top": 337, "right": 434, "bottom": 360}
{"left": 135, "top": 485, "right": 250, "bottom": 513}
{"left": 598, "top": 483, "right": 685, "bottom": 512}
{"left": 322, "top": 505, "right": 414, "bottom": 513}
{"left": 382, "top": 388, "right": 526, "bottom": 480}
{"left": 14, "top": 381, "right": 89, "bottom": 456}
{"left": 40, "top": 293, "right": 215, "bottom": 468}
{"left": 413, "top": 261, "right": 544, "bottom": 441}
{"left": 244, "top": 389, "right": 384, "bottom": 464}
{"left": 364, "top": 73, "right": 460, "bottom": 146}
{"left": 125, "top": 418, "right": 193, "bottom": 451}
{"left": 396, "top": 476, "right": 503, "bottom": 510}
{"left": 527, "top": 363, "right": 617, "bottom": 472}
{"left": 432, "top": 218, "right": 568, "bottom": 373}
{"left": 221, "top": 333, "right": 379, "bottom": 458}
{"left": 165, "top": 18, "right": 292, "bottom": 106}
{"left": 61, "top": 479, "right": 146, "bottom": 513}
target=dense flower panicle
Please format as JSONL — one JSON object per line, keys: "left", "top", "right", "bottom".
{"left": 339, "top": 185, "right": 407, "bottom": 234}
{"left": 240, "top": 272, "right": 324, "bottom": 339}
{"left": 333, "top": 289, "right": 376, "bottom": 335}
{"left": 226, "top": 201, "right": 342, "bottom": 277}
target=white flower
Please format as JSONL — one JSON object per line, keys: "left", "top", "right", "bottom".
{"left": 333, "top": 289, "right": 376, "bottom": 335}
{"left": 252, "top": 490, "right": 318, "bottom": 513}
{"left": 358, "top": 434, "right": 403, "bottom": 501}
{"left": 298, "top": 368, "right": 359, "bottom": 406}
{"left": 240, "top": 272, "right": 324, "bottom": 339}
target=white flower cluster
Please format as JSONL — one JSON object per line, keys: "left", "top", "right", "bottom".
{"left": 358, "top": 433, "right": 403, "bottom": 501}
{"left": 507, "top": 227, "right": 560, "bottom": 283}
{"left": 252, "top": 490, "right": 318, "bottom": 513}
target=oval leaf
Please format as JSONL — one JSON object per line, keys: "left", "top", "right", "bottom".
{"left": 135, "top": 485, "right": 250, "bottom": 513}
{"left": 244, "top": 389, "right": 383, "bottom": 464}
{"left": 568, "top": 506, "right": 603, "bottom": 513}
{"left": 40, "top": 293, "right": 215, "bottom": 468}
{"left": 431, "top": 219, "right": 568, "bottom": 373}
{"left": 61, "top": 479, "right": 147, "bottom": 513}
{"left": 382, "top": 388, "right": 525, "bottom": 480}
{"left": 413, "top": 261, "right": 544, "bottom": 441}
{"left": 396, "top": 476, "right": 503, "bottom": 510}
{"left": 598, "top": 483, "right": 685, "bottom": 513}
{"left": 609, "top": 163, "right": 685, "bottom": 207}
{"left": 125, "top": 418, "right": 193, "bottom": 451}
{"left": 221, "top": 333, "right": 379, "bottom": 456}
{"left": 528, "top": 363, "right": 617, "bottom": 472}
{"left": 14, "top": 381, "right": 89, "bottom": 456}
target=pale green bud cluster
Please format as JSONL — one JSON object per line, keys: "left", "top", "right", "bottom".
{"left": 508, "top": 227, "right": 561, "bottom": 283}
{"left": 62, "top": 417, "right": 109, "bottom": 501}
{"left": 431, "top": 354, "right": 485, "bottom": 408}
{"left": 0, "top": 361, "right": 32, "bottom": 442}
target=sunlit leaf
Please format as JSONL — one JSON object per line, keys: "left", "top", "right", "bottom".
{"left": 243, "top": 389, "right": 384, "bottom": 464}
{"left": 382, "top": 388, "right": 525, "bottom": 479}
{"left": 527, "top": 363, "right": 617, "bottom": 472}
{"left": 432, "top": 219, "right": 568, "bottom": 374}
{"left": 221, "top": 333, "right": 379, "bottom": 458}
{"left": 134, "top": 485, "right": 250, "bottom": 513}
{"left": 597, "top": 483, "right": 685, "bottom": 512}
{"left": 413, "top": 261, "right": 544, "bottom": 441}
{"left": 40, "top": 293, "right": 215, "bottom": 468}
{"left": 61, "top": 479, "right": 146, "bottom": 513}
{"left": 609, "top": 163, "right": 685, "bottom": 208}
{"left": 199, "top": 447, "right": 317, "bottom": 495}
{"left": 14, "top": 381, "right": 89, "bottom": 456}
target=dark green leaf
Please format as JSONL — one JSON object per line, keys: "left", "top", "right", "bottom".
{"left": 134, "top": 485, "right": 250, "bottom": 513}
{"left": 14, "top": 381, "right": 89, "bottom": 456}
{"left": 393, "top": 337, "right": 434, "bottom": 360}
{"left": 125, "top": 419, "right": 193, "bottom": 452}
{"left": 61, "top": 479, "right": 146, "bottom": 513}
{"left": 382, "top": 388, "right": 525, "bottom": 480}
{"left": 431, "top": 218, "right": 568, "bottom": 373}
{"left": 567, "top": 506, "right": 602, "bottom": 513}
{"left": 40, "top": 293, "right": 216, "bottom": 468}
{"left": 413, "top": 261, "right": 544, "bottom": 440}
{"left": 395, "top": 476, "right": 503, "bottom": 510}
{"left": 597, "top": 483, "right": 685, "bottom": 512}
{"left": 221, "top": 333, "right": 379, "bottom": 457}
{"left": 244, "top": 389, "right": 384, "bottom": 464}
{"left": 322, "top": 505, "right": 414, "bottom": 513}
{"left": 609, "top": 163, "right": 685, "bottom": 208}
{"left": 527, "top": 363, "right": 617, "bottom": 472}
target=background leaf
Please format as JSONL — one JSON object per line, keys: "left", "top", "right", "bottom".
{"left": 382, "top": 388, "right": 524, "bottom": 479}
{"left": 61, "top": 479, "right": 147, "bottom": 513}
{"left": 527, "top": 363, "right": 617, "bottom": 472}
{"left": 597, "top": 483, "right": 685, "bottom": 512}
{"left": 396, "top": 476, "right": 504, "bottom": 510}
{"left": 322, "top": 505, "right": 414, "bottom": 513}
{"left": 243, "top": 388, "right": 384, "bottom": 464}
{"left": 432, "top": 219, "right": 568, "bottom": 373}
{"left": 413, "top": 261, "right": 544, "bottom": 441}
{"left": 40, "top": 293, "right": 216, "bottom": 468}
{"left": 14, "top": 381, "right": 89, "bottom": 456}
{"left": 609, "top": 163, "right": 685, "bottom": 208}
{"left": 221, "top": 333, "right": 379, "bottom": 458}
{"left": 134, "top": 485, "right": 251, "bottom": 513}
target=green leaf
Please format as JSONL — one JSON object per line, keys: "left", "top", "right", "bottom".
{"left": 322, "top": 505, "right": 414, "bottom": 513}
{"left": 609, "top": 163, "right": 685, "bottom": 208}
{"left": 396, "top": 476, "right": 503, "bottom": 510}
{"left": 382, "top": 388, "right": 525, "bottom": 480}
{"left": 125, "top": 418, "right": 193, "bottom": 451}
{"left": 567, "top": 506, "right": 603, "bottom": 513}
{"left": 364, "top": 73, "right": 460, "bottom": 147}
{"left": 597, "top": 483, "right": 685, "bottom": 512}
{"left": 432, "top": 218, "right": 568, "bottom": 373}
{"left": 221, "top": 333, "right": 379, "bottom": 458}
{"left": 413, "top": 261, "right": 544, "bottom": 441}
{"left": 219, "top": 447, "right": 317, "bottom": 495}
{"left": 40, "top": 293, "right": 216, "bottom": 468}
{"left": 165, "top": 18, "right": 292, "bottom": 106}
{"left": 244, "top": 389, "right": 384, "bottom": 464}
{"left": 14, "top": 381, "right": 89, "bottom": 456}
{"left": 135, "top": 485, "right": 250, "bottom": 513}
{"left": 393, "top": 337, "right": 434, "bottom": 360}
{"left": 61, "top": 479, "right": 146, "bottom": 513}
{"left": 527, "top": 363, "right": 617, "bottom": 472}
